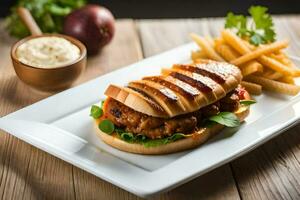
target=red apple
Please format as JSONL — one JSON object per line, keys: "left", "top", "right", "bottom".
{"left": 63, "top": 4, "right": 115, "bottom": 55}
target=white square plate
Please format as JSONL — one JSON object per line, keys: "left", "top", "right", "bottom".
{"left": 1, "top": 43, "right": 300, "bottom": 198}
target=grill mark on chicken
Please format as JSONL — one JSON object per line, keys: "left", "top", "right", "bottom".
{"left": 143, "top": 76, "right": 195, "bottom": 100}
{"left": 129, "top": 81, "right": 178, "bottom": 103}
{"left": 125, "top": 86, "right": 166, "bottom": 113}
{"left": 196, "top": 62, "right": 240, "bottom": 81}
{"left": 164, "top": 76, "right": 200, "bottom": 96}
{"left": 173, "top": 64, "right": 226, "bottom": 84}
{"left": 129, "top": 80, "right": 188, "bottom": 116}
{"left": 170, "top": 72, "right": 212, "bottom": 93}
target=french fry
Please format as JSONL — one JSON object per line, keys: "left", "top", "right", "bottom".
{"left": 190, "top": 33, "right": 225, "bottom": 62}
{"left": 258, "top": 55, "right": 294, "bottom": 76}
{"left": 241, "top": 81, "right": 262, "bottom": 95}
{"left": 214, "top": 38, "right": 224, "bottom": 47}
{"left": 215, "top": 43, "right": 239, "bottom": 61}
{"left": 214, "top": 43, "right": 263, "bottom": 76}
{"left": 221, "top": 30, "right": 263, "bottom": 67}
{"left": 214, "top": 42, "right": 264, "bottom": 76}
{"left": 214, "top": 37, "right": 265, "bottom": 76}
{"left": 191, "top": 50, "right": 207, "bottom": 61}
{"left": 191, "top": 30, "right": 299, "bottom": 96}
{"left": 267, "top": 72, "right": 283, "bottom": 80}
{"left": 262, "top": 68, "right": 273, "bottom": 76}
{"left": 278, "top": 76, "right": 295, "bottom": 84}
{"left": 240, "top": 61, "right": 264, "bottom": 76}
{"left": 221, "top": 30, "right": 250, "bottom": 54}
{"left": 205, "top": 35, "right": 215, "bottom": 47}
{"left": 243, "top": 40, "right": 256, "bottom": 50}
{"left": 293, "top": 70, "right": 300, "bottom": 77}
{"left": 222, "top": 30, "right": 294, "bottom": 76}
{"left": 269, "top": 53, "right": 293, "bottom": 66}
{"left": 262, "top": 68, "right": 283, "bottom": 80}
{"left": 231, "top": 40, "right": 289, "bottom": 65}
{"left": 244, "top": 75, "right": 300, "bottom": 96}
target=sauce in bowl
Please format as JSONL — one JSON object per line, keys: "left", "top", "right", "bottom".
{"left": 16, "top": 36, "right": 81, "bottom": 69}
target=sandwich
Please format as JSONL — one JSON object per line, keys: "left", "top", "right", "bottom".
{"left": 90, "top": 60, "right": 254, "bottom": 154}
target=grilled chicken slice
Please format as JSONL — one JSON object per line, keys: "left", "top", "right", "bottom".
{"left": 161, "top": 68, "right": 226, "bottom": 105}
{"left": 172, "top": 63, "right": 241, "bottom": 93}
{"left": 105, "top": 61, "right": 242, "bottom": 118}
{"left": 104, "top": 84, "right": 168, "bottom": 118}
{"left": 142, "top": 75, "right": 202, "bottom": 112}
{"left": 128, "top": 80, "right": 186, "bottom": 117}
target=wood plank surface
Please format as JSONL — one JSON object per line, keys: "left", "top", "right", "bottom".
{"left": 0, "top": 16, "right": 300, "bottom": 200}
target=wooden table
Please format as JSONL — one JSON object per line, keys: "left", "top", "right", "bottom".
{"left": 1, "top": 16, "right": 300, "bottom": 200}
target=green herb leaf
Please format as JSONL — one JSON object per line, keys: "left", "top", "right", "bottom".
{"left": 224, "top": 5, "right": 276, "bottom": 45}
{"left": 90, "top": 105, "right": 103, "bottom": 119}
{"left": 203, "top": 120, "right": 217, "bottom": 128}
{"left": 225, "top": 12, "right": 247, "bottom": 37}
{"left": 99, "top": 119, "right": 115, "bottom": 134}
{"left": 46, "top": 4, "right": 72, "bottom": 16}
{"left": 249, "top": 6, "right": 272, "bottom": 30}
{"left": 250, "top": 33, "right": 264, "bottom": 46}
{"left": 240, "top": 99, "right": 257, "bottom": 106}
{"left": 209, "top": 112, "right": 240, "bottom": 127}
{"left": 143, "top": 138, "right": 169, "bottom": 148}
{"left": 113, "top": 128, "right": 187, "bottom": 148}
{"left": 100, "top": 101, "right": 105, "bottom": 108}
{"left": 168, "top": 133, "right": 186, "bottom": 141}
{"left": 136, "top": 134, "right": 147, "bottom": 142}
{"left": 141, "top": 133, "right": 186, "bottom": 147}
{"left": 120, "top": 132, "right": 135, "bottom": 142}
{"left": 115, "top": 127, "right": 125, "bottom": 134}
{"left": 5, "top": 0, "right": 86, "bottom": 38}
{"left": 249, "top": 6, "right": 276, "bottom": 44}
{"left": 264, "top": 28, "right": 276, "bottom": 42}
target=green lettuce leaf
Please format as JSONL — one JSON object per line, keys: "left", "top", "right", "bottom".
{"left": 208, "top": 112, "right": 240, "bottom": 127}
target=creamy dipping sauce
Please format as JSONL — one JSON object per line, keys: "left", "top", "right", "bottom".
{"left": 16, "top": 36, "right": 81, "bottom": 68}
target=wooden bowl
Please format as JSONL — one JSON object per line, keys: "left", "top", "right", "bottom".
{"left": 11, "top": 33, "right": 87, "bottom": 92}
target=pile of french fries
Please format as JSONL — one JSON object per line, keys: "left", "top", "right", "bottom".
{"left": 190, "top": 30, "right": 300, "bottom": 96}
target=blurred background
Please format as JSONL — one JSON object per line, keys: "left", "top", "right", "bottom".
{"left": 1, "top": 0, "right": 300, "bottom": 18}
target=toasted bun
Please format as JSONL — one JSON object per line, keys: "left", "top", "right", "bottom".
{"left": 95, "top": 105, "right": 250, "bottom": 155}
{"left": 104, "top": 61, "right": 242, "bottom": 118}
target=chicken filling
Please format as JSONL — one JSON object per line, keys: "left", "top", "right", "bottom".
{"left": 103, "top": 87, "right": 247, "bottom": 139}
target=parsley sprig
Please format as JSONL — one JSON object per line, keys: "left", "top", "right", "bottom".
{"left": 225, "top": 6, "right": 276, "bottom": 45}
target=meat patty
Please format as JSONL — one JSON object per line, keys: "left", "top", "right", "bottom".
{"left": 103, "top": 87, "right": 246, "bottom": 139}
{"left": 104, "top": 98, "right": 197, "bottom": 139}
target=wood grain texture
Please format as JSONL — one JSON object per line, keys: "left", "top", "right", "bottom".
{"left": 137, "top": 19, "right": 240, "bottom": 200}
{"left": 138, "top": 19, "right": 207, "bottom": 56}
{"left": 231, "top": 125, "right": 300, "bottom": 200}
